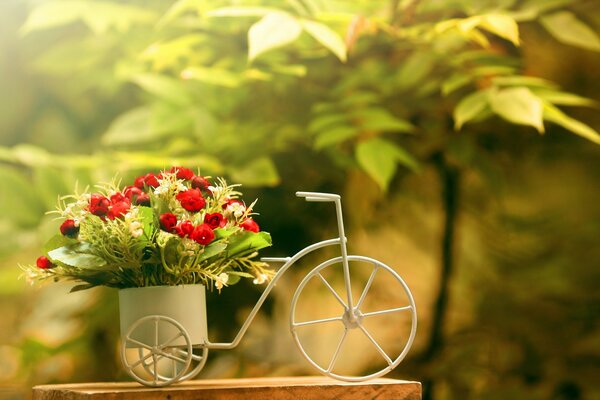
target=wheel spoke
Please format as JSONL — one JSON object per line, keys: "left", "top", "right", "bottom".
{"left": 357, "top": 324, "right": 393, "bottom": 366}
{"left": 293, "top": 316, "right": 343, "bottom": 328}
{"left": 156, "top": 349, "right": 188, "bottom": 364}
{"left": 362, "top": 306, "right": 412, "bottom": 318}
{"left": 130, "top": 351, "right": 154, "bottom": 368}
{"left": 355, "top": 266, "right": 378, "bottom": 310}
{"left": 154, "top": 317, "right": 159, "bottom": 347}
{"left": 160, "top": 332, "right": 184, "bottom": 348}
{"left": 317, "top": 273, "right": 346, "bottom": 308}
{"left": 126, "top": 337, "right": 153, "bottom": 351}
{"left": 175, "top": 348, "right": 205, "bottom": 361}
{"left": 327, "top": 329, "right": 348, "bottom": 372}
{"left": 152, "top": 353, "right": 159, "bottom": 383}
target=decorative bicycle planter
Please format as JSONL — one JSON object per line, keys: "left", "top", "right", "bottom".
{"left": 118, "top": 192, "right": 417, "bottom": 387}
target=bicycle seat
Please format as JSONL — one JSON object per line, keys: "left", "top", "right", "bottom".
{"left": 296, "top": 192, "right": 341, "bottom": 202}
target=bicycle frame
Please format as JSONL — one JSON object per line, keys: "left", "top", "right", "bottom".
{"left": 205, "top": 192, "right": 353, "bottom": 350}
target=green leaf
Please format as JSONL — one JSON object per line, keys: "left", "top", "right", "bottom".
{"left": 33, "top": 167, "right": 71, "bottom": 209}
{"left": 199, "top": 242, "right": 227, "bottom": 261}
{"left": 489, "top": 87, "right": 545, "bottom": 132}
{"left": 308, "top": 114, "right": 347, "bottom": 133}
{"left": 543, "top": 103, "right": 600, "bottom": 144}
{"left": 454, "top": 90, "right": 490, "bottom": 130}
{"left": 0, "top": 165, "right": 45, "bottom": 227}
{"left": 180, "top": 66, "right": 241, "bottom": 88}
{"left": 355, "top": 138, "right": 418, "bottom": 191}
{"left": 48, "top": 243, "right": 107, "bottom": 268}
{"left": 43, "top": 235, "right": 78, "bottom": 256}
{"left": 442, "top": 73, "right": 472, "bottom": 96}
{"left": 315, "top": 126, "right": 359, "bottom": 149}
{"left": 130, "top": 74, "right": 192, "bottom": 105}
{"left": 533, "top": 89, "right": 597, "bottom": 107}
{"left": 228, "top": 157, "right": 280, "bottom": 187}
{"left": 137, "top": 206, "right": 156, "bottom": 239}
{"left": 102, "top": 107, "right": 152, "bottom": 146}
{"left": 225, "top": 231, "right": 272, "bottom": 258}
{"left": 214, "top": 228, "right": 235, "bottom": 240}
{"left": 491, "top": 75, "right": 557, "bottom": 88}
{"left": 301, "top": 20, "right": 347, "bottom": 62}
{"left": 248, "top": 12, "right": 303, "bottom": 62}
{"left": 479, "top": 14, "right": 520, "bottom": 46}
{"left": 20, "top": 1, "right": 156, "bottom": 36}
{"left": 352, "top": 108, "right": 415, "bottom": 133}
{"left": 540, "top": 11, "right": 600, "bottom": 52}
{"left": 396, "top": 52, "right": 435, "bottom": 90}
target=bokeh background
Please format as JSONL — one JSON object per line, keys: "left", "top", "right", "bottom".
{"left": 1, "top": 1, "right": 599, "bottom": 399}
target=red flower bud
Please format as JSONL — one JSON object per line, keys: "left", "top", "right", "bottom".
{"left": 191, "top": 176, "right": 210, "bottom": 190}
{"left": 107, "top": 201, "right": 130, "bottom": 220}
{"left": 190, "top": 223, "right": 215, "bottom": 245}
{"left": 169, "top": 166, "right": 195, "bottom": 180}
{"left": 240, "top": 218, "right": 260, "bottom": 233}
{"left": 60, "top": 219, "right": 79, "bottom": 237}
{"left": 176, "top": 188, "right": 206, "bottom": 212}
{"left": 133, "top": 175, "right": 146, "bottom": 189}
{"left": 36, "top": 256, "right": 54, "bottom": 269}
{"left": 204, "top": 213, "right": 225, "bottom": 229}
{"left": 89, "top": 194, "right": 110, "bottom": 217}
{"left": 159, "top": 213, "right": 178, "bottom": 232}
{"left": 175, "top": 220, "right": 195, "bottom": 238}
{"left": 144, "top": 173, "right": 160, "bottom": 188}
{"left": 135, "top": 193, "right": 151, "bottom": 206}
{"left": 124, "top": 186, "right": 142, "bottom": 200}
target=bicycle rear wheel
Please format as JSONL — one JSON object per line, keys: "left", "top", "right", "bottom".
{"left": 290, "top": 255, "right": 417, "bottom": 381}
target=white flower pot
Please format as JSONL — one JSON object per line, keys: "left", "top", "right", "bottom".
{"left": 119, "top": 284, "right": 207, "bottom": 347}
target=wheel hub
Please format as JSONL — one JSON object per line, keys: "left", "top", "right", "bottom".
{"left": 342, "top": 308, "right": 363, "bottom": 329}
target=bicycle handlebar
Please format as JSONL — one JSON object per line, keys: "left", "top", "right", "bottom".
{"left": 296, "top": 191, "right": 341, "bottom": 202}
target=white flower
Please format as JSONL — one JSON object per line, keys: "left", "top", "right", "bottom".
{"left": 226, "top": 202, "right": 246, "bottom": 218}
{"left": 215, "top": 273, "right": 229, "bottom": 290}
{"left": 253, "top": 273, "right": 268, "bottom": 285}
{"left": 129, "top": 221, "right": 143, "bottom": 238}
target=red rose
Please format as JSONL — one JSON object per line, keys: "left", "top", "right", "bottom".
{"left": 60, "top": 219, "right": 79, "bottom": 237}
{"left": 144, "top": 173, "right": 160, "bottom": 188}
{"left": 135, "top": 193, "right": 151, "bottom": 206}
{"left": 175, "top": 220, "right": 195, "bottom": 238}
{"left": 170, "top": 166, "right": 195, "bottom": 180}
{"left": 191, "top": 176, "right": 210, "bottom": 190}
{"left": 190, "top": 223, "right": 214, "bottom": 245}
{"left": 110, "top": 192, "right": 128, "bottom": 204}
{"left": 204, "top": 213, "right": 225, "bottom": 229}
{"left": 240, "top": 218, "right": 260, "bottom": 233}
{"left": 133, "top": 175, "right": 146, "bottom": 189}
{"left": 176, "top": 189, "right": 206, "bottom": 212}
{"left": 159, "top": 213, "right": 178, "bottom": 232}
{"left": 124, "top": 186, "right": 142, "bottom": 200}
{"left": 36, "top": 256, "right": 53, "bottom": 269}
{"left": 107, "top": 201, "right": 130, "bottom": 220}
{"left": 89, "top": 194, "right": 110, "bottom": 217}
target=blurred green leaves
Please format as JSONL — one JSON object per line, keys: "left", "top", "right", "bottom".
{"left": 540, "top": 11, "right": 600, "bottom": 52}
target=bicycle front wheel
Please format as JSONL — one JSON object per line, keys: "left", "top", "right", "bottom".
{"left": 290, "top": 255, "right": 417, "bottom": 381}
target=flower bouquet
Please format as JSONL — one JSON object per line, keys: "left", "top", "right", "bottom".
{"left": 23, "top": 167, "right": 274, "bottom": 385}
{"left": 25, "top": 166, "right": 273, "bottom": 291}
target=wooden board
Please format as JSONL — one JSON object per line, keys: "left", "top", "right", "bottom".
{"left": 33, "top": 377, "right": 421, "bottom": 400}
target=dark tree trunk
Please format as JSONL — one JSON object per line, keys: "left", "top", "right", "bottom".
{"left": 421, "top": 153, "right": 461, "bottom": 400}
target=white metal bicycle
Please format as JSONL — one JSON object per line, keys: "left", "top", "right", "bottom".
{"left": 119, "top": 192, "right": 417, "bottom": 386}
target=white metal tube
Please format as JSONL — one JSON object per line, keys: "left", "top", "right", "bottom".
{"left": 205, "top": 237, "right": 343, "bottom": 349}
